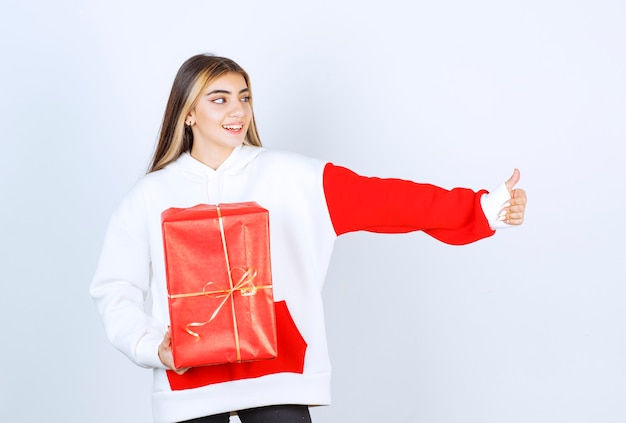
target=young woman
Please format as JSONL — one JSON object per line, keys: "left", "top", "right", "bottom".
{"left": 91, "top": 54, "right": 527, "bottom": 423}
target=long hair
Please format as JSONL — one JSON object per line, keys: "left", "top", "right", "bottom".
{"left": 148, "top": 54, "right": 262, "bottom": 173}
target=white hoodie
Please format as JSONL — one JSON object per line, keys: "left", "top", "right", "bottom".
{"left": 91, "top": 145, "right": 509, "bottom": 422}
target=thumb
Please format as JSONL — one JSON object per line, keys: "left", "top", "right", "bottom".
{"left": 505, "top": 168, "right": 521, "bottom": 193}
{"left": 163, "top": 329, "right": 172, "bottom": 346}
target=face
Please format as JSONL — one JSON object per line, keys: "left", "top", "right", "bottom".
{"left": 187, "top": 72, "right": 252, "bottom": 168}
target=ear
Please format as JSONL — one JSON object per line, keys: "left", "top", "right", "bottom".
{"left": 185, "top": 110, "right": 195, "bottom": 126}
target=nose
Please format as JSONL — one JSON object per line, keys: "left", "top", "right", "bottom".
{"left": 229, "top": 100, "right": 246, "bottom": 118}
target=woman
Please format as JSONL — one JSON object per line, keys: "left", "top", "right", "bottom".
{"left": 91, "top": 54, "right": 527, "bottom": 423}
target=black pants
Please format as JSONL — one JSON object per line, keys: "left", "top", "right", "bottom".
{"left": 180, "top": 404, "right": 312, "bottom": 423}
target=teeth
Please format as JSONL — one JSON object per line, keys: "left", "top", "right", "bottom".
{"left": 223, "top": 125, "right": 242, "bottom": 130}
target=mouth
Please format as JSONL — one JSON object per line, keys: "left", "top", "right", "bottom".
{"left": 222, "top": 124, "right": 244, "bottom": 132}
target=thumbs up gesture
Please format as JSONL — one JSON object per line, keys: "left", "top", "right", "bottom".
{"left": 499, "top": 169, "right": 527, "bottom": 225}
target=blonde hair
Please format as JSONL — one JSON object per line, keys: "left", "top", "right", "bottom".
{"left": 149, "top": 54, "right": 262, "bottom": 173}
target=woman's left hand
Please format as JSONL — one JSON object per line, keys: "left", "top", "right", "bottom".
{"left": 499, "top": 168, "right": 527, "bottom": 225}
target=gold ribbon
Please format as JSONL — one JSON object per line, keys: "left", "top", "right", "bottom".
{"left": 168, "top": 206, "right": 271, "bottom": 362}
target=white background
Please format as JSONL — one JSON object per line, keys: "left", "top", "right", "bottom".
{"left": 1, "top": 1, "right": 625, "bottom": 422}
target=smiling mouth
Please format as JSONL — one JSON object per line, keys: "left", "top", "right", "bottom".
{"left": 223, "top": 124, "right": 243, "bottom": 131}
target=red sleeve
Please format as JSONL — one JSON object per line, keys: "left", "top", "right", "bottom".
{"left": 322, "top": 163, "right": 495, "bottom": 245}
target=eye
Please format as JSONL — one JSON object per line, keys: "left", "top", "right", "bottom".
{"left": 212, "top": 97, "right": 226, "bottom": 104}
{"left": 241, "top": 96, "right": 250, "bottom": 103}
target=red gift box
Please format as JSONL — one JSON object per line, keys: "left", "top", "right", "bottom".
{"left": 162, "top": 202, "right": 277, "bottom": 369}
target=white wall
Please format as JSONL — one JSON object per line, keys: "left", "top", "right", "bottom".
{"left": 1, "top": 1, "right": 624, "bottom": 422}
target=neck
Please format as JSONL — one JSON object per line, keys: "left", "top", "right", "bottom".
{"left": 190, "top": 144, "right": 237, "bottom": 170}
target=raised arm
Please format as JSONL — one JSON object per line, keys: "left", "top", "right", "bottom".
{"left": 323, "top": 163, "right": 524, "bottom": 245}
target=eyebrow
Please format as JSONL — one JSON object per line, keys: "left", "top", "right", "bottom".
{"left": 206, "top": 88, "right": 250, "bottom": 95}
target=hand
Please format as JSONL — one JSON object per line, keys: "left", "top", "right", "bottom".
{"left": 158, "top": 330, "right": 190, "bottom": 375}
{"left": 499, "top": 168, "right": 527, "bottom": 225}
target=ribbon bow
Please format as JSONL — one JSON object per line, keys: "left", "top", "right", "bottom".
{"left": 185, "top": 266, "right": 259, "bottom": 341}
